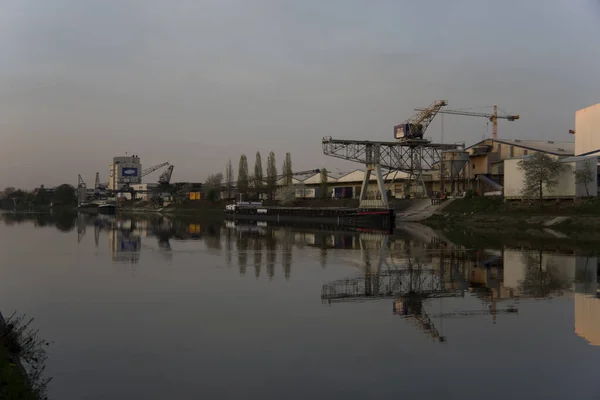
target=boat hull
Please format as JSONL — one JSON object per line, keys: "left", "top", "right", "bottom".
{"left": 226, "top": 207, "right": 395, "bottom": 231}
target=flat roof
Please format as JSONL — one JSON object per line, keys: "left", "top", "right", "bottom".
{"left": 467, "top": 138, "right": 574, "bottom": 156}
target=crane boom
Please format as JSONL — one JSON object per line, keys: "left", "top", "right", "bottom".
{"left": 415, "top": 104, "right": 519, "bottom": 140}
{"left": 142, "top": 162, "right": 169, "bottom": 177}
{"left": 395, "top": 100, "right": 448, "bottom": 140}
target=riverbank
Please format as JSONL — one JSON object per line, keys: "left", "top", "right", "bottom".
{"left": 425, "top": 197, "right": 600, "bottom": 230}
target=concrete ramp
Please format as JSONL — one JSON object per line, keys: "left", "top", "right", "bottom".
{"left": 477, "top": 175, "right": 503, "bottom": 190}
{"left": 396, "top": 198, "right": 454, "bottom": 222}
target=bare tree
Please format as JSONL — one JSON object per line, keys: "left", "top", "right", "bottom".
{"left": 266, "top": 151, "right": 277, "bottom": 200}
{"left": 237, "top": 154, "right": 249, "bottom": 196}
{"left": 276, "top": 185, "right": 296, "bottom": 204}
{"left": 573, "top": 159, "right": 596, "bottom": 197}
{"left": 518, "top": 153, "right": 564, "bottom": 206}
{"left": 205, "top": 173, "right": 224, "bottom": 202}
{"left": 225, "top": 159, "right": 234, "bottom": 200}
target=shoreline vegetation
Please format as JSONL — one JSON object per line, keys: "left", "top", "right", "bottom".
{"left": 0, "top": 312, "right": 50, "bottom": 400}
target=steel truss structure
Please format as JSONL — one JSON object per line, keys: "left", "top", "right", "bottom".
{"left": 322, "top": 137, "right": 463, "bottom": 204}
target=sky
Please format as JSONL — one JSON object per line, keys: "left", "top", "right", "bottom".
{"left": 1, "top": 0, "right": 599, "bottom": 188}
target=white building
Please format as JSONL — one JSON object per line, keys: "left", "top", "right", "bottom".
{"left": 503, "top": 155, "right": 598, "bottom": 200}
{"left": 575, "top": 103, "right": 600, "bottom": 156}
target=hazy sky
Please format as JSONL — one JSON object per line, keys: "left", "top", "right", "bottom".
{"left": 1, "top": 0, "right": 599, "bottom": 188}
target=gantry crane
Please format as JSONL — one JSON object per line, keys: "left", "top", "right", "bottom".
{"left": 395, "top": 100, "right": 448, "bottom": 140}
{"left": 414, "top": 104, "right": 519, "bottom": 140}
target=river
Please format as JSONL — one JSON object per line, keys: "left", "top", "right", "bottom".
{"left": 1, "top": 212, "right": 600, "bottom": 399}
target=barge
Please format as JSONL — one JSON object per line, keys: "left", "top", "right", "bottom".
{"left": 225, "top": 204, "right": 395, "bottom": 231}
{"left": 78, "top": 201, "right": 116, "bottom": 215}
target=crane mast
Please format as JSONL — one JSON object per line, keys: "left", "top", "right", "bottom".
{"left": 415, "top": 104, "right": 520, "bottom": 140}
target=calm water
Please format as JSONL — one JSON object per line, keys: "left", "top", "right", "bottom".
{"left": 1, "top": 212, "right": 600, "bottom": 400}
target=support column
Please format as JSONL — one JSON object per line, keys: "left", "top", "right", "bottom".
{"left": 359, "top": 164, "right": 388, "bottom": 209}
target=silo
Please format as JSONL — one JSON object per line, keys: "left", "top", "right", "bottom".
{"left": 441, "top": 150, "right": 469, "bottom": 194}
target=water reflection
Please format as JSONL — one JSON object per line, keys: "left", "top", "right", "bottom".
{"left": 3, "top": 212, "right": 600, "bottom": 347}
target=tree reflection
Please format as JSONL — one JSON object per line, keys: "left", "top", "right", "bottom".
{"left": 282, "top": 230, "right": 293, "bottom": 280}
{"left": 204, "top": 224, "right": 222, "bottom": 250}
{"left": 253, "top": 238, "right": 262, "bottom": 279}
{"left": 266, "top": 234, "right": 277, "bottom": 280}
{"left": 237, "top": 235, "right": 249, "bottom": 276}
{"left": 225, "top": 228, "right": 233, "bottom": 267}
{"left": 54, "top": 213, "right": 77, "bottom": 232}
{"left": 519, "top": 250, "right": 571, "bottom": 298}
{"left": 320, "top": 247, "right": 328, "bottom": 269}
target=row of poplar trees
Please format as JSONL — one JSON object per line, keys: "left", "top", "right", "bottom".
{"left": 225, "top": 151, "right": 293, "bottom": 199}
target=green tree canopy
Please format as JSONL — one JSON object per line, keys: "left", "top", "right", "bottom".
{"left": 52, "top": 184, "right": 76, "bottom": 206}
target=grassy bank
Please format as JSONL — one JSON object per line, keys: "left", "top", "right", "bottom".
{"left": 426, "top": 197, "right": 600, "bottom": 229}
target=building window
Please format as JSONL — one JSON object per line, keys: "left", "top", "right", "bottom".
{"left": 510, "top": 146, "right": 514, "bottom": 157}
{"left": 524, "top": 150, "right": 528, "bottom": 156}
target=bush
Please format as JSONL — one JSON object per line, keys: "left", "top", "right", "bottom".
{"left": 0, "top": 313, "right": 51, "bottom": 399}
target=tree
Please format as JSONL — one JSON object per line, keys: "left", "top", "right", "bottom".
{"left": 1, "top": 187, "right": 15, "bottom": 199}
{"left": 34, "top": 186, "right": 52, "bottom": 206}
{"left": 266, "top": 151, "right": 277, "bottom": 200}
{"left": 225, "top": 159, "right": 234, "bottom": 200}
{"left": 205, "top": 173, "right": 224, "bottom": 202}
{"left": 237, "top": 154, "right": 249, "bottom": 196}
{"left": 254, "top": 152, "right": 264, "bottom": 191}
{"left": 574, "top": 159, "right": 595, "bottom": 197}
{"left": 517, "top": 153, "right": 564, "bottom": 206}
{"left": 320, "top": 168, "right": 329, "bottom": 199}
{"left": 52, "top": 184, "right": 76, "bottom": 206}
{"left": 275, "top": 185, "right": 296, "bottom": 204}
{"left": 282, "top": 152, "right": 293, "bottom": 185}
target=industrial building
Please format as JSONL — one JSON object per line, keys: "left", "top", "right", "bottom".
{"left": 465, "top": 139, "right": 575, "bottom": 194}
{"left": 108, "top": 155, "right": 142, "bottom": 191}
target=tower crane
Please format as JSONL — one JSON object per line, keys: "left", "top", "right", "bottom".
{"left": 395, "top": 100, "right": 448, "bottom": 140}
{"left": 414, "top": 104, "right": 519, "bottom": 140}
